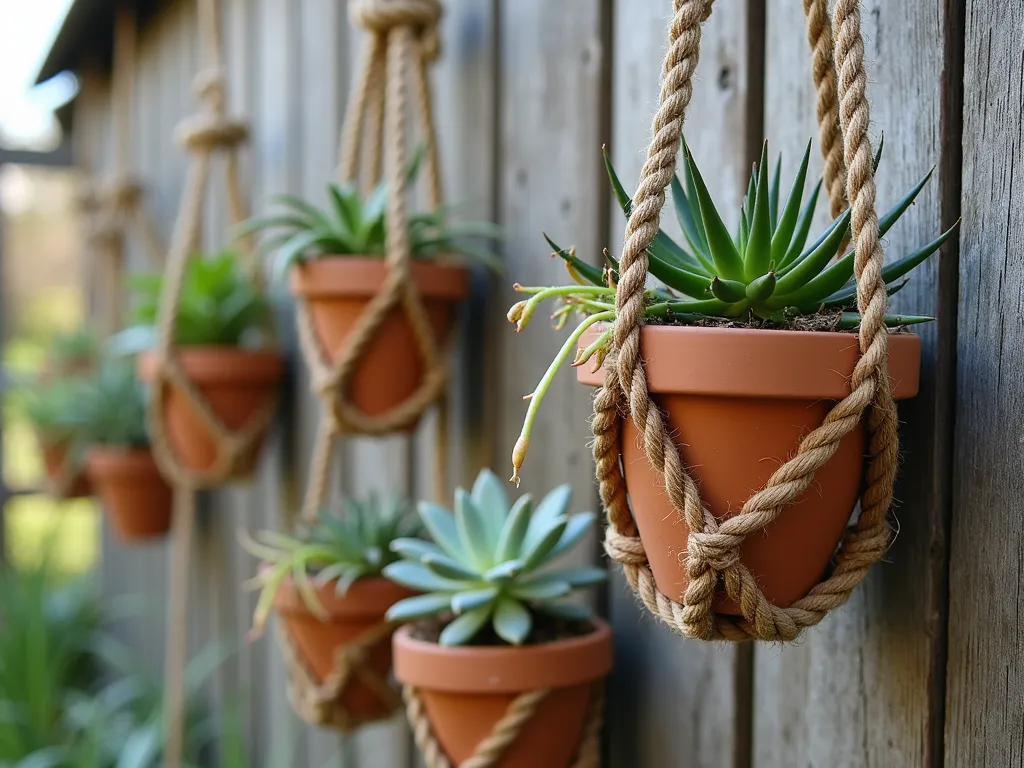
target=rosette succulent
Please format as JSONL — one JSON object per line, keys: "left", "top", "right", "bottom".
{"left": 383, "top": 469, "right": 604, "bottom": 646}
{"left": 242, "top": 495, "right": 421, "bottom": 635}
{"left": 507, "top": 137, "right": 959, "bottom": 482}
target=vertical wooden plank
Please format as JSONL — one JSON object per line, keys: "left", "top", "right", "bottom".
{"left": 294, "top": 0, "right": 351, "bottom": 765}
{"left": 945, "top": 1, "right": 1024, "bottom": 765}
{"left": 245, "top": 0, "right": 315, "bottom": 763}
{"left": 494, "top": 0, "right": 607, "bottom": 541}
{"left": 419, "top": 0, "right": 499, "bottom": 494}
{"left": 753, "top": 2, "right": 959, "bottom": 767}
{"left": 605, "top": 3, "right": 755, "bottom": 767}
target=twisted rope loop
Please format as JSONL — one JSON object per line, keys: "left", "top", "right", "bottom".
{"left": 278, "top": 621, "right": 403, "bottom": 732}
{"left": 594, "top": 0, "right": 897, "bottom": 642}
{"left": 296, "top": 0, "right": 450, "bottom": 520}
{"left": 405, "top": 683, "right": 604, "bottom": 768}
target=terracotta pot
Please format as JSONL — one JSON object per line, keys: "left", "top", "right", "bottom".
{"left": 274, "top": 576, "right": 414, "bottom": 722}
{"left": 393, "top": 619, "right": 613, "bottom": 767}
{"left": 138, "top": 347, "right": 285, "bottom": 476}
{"left": 86, "top": 446, "right": 173, "bottom": 541}
{"left": 290, "top": 258, "right": 469, "bottom": 425}
{"left": 39, "top": 437, "right": 91, "bottom": 499}
{"left": 577, "top": 325, "right": 921, "bottom": 613}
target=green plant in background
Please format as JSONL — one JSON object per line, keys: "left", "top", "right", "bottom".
{"left": 242, "top": 495, "right": 422, "bottom": 636}
{"left": 110, "top": 249, "right": 272, "bottom": 354}
{"left": 0, "top": 556, "right": 250, "bottom": 768}
{"left": 78, "top": 360, "right": 149, "bottom": 448}
{"left": 383, "top": 469, "right": 604, "bottom": 647}
{"left": 0, "top": 562, "right": 104, "bottom": 761}
{"left": 236, "top": 149, "right": 502, "bottom": 281}
{"left": 22, "top": 376, "right": 91, "bottom": 445}
{"left": 506, "top": 137, "right": 960, "bottom": 482}
{"left": 46, "top": 327, "right": 100, "bottom": 376}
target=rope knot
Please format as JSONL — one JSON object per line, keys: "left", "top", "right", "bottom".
{"left": 686, "top": 530, "right": 743, "bottom": 573}
{"left": 603, "top": 528, "right": 647, "bottom": 566}
{"left": 351, "top": 0, "right": 443, "bottom": 60}
{"left": 175, "top": 113, "right": 249, "bottom": 153}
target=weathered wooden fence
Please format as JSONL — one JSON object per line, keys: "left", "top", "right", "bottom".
{"left": 56, "top": 0, "right": 1024, "bottom": 765}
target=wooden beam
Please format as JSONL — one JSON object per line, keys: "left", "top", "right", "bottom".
{"left": 752, "top": 1, "right": 960, "bottom": 766}
{"left": 945, "top": 0, "right": 1024, "bottom": 764}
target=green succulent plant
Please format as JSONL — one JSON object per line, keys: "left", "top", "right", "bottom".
{"left": 236, "top": 150, "right": 503, "bottom": 281}
{"left": 22, "top": 376, "right": 91, "bottom": 444}
{"left": 46, "top": 328, "right": 100, "bottom": 375}
{"left": 78, "top": 361, "right": 149, "bottom": 448}
{"left": 506, "top": 137, "right": 959, "bottom": 483}
{"left": 242, "top": 495, "right": 422, "bottom": 635}
{"left": 110, "top": 249, "right": 272, "bottom": 355}
{"left": 383, "top": 469, "right": 604, "bottom": 647}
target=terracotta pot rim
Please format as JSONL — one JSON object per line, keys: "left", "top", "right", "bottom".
{"left": 138, "top": 347, "right": 285, "bottom": 385}
{"left": 272, "top": 574, "right": 414, "bottom": 620}
{"left": 289, "top": 257, "right": 470, "bottom": 300}
{"left": 393, "top": 617, "right": 613, "bottom": 694}
{"left": 576, "top": 323, "right": 921, "bottom": 400}
{"left": 85, "top": 445, "right": 157, "bottom": 471}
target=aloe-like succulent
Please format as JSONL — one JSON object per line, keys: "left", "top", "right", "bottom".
{"left": 78, "top": 361, "right": 149, "bottom": 448}
{"left": 242, "top": 495, "right": 421, "bottom": 636}
{"left": 236, "top": 151, "right": 502, "bottom": 281}
{"left": 383, "top": 469, "right": 604, "bottom": 647}
{"left": 506, "top": 137, "right": 959, "bottom": 482}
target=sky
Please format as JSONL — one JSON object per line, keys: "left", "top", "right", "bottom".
{"left": 0, "top": 0, "right": 78, "bottom": 150}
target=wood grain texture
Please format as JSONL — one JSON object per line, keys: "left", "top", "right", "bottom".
{"left": 753, "top": 2, "right": 958, "bottom": 767}
{"left": 493, "top": 0, "right": 607, "bottom": 548}
{"left": 945, "top": 1, "right": 1024, "bottom": 765}
{"left": 605, "top": 3, "right": 755, "bottom": 767}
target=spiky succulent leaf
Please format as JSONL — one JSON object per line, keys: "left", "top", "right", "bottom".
{"left": 744, "top": 142, "right": 773, "bottom": 280}
{"left": 241, "top": 495, "right": 421, "bottom": 630}
{"left": 383, "top": 470, "right": 604, "bottom": 646}
{"left": 236, "top": 152, "right": 502, "bottom": 277}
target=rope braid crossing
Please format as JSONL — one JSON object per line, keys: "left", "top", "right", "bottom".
{"left": 282, "top": 0, "right": 451, "bottom": 730}
{"left": 595, "top": 0, "right": 897, "bottom": 642}
{"left": 403, "top": 684, "right": 605, "bottom": 768}
{"left": 156, "top": 0, "right": 273, "bottom": 764}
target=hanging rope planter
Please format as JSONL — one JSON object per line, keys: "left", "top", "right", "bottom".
{"left": 153, "top": 0, "right": 283, "bottom": 764}
{"left": 594, "top": 0, "right": 908, "bottom": 642}
{"left": 275, "top": 0, "right": 457, "bottom": 731}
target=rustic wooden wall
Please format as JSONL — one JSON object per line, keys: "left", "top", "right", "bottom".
{"left": 68, "top": 0, "right": 1024, "bottom": 766}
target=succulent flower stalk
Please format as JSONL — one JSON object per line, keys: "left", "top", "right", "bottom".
{"left": 506, "top": 137, "right": 960, "bottom": 481}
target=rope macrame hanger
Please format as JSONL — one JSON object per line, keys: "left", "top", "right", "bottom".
{"left": 280, "top": 0, "right": 452, "bottom": 731}
{"left": 595, "top": 0, "right": 897, "bottom": 643}
{"left": 156, "top": 0, "right": 264, "bottom": 763}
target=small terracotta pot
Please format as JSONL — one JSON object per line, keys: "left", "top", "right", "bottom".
{"left": 39, "top": 437, "right": 91, "bottom": 499}
{"left": 577, "top": 325, "right": 921, "bottom": 613}
{"left": 274, "top": 576, "right": 414, "bottom": 722}
{"left": 138, "top": 347, "right": 285, "bottom": 476}
{"left": 393, "top": 619, "right": 613, "bottom": 767}
{"left": 290, "top": 258, "right": 469, "bottom": 425}
{"left": 86, "top": 446, "right": 173, "bottom": 541}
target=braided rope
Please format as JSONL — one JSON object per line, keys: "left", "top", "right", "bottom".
{"left": 146, "top": 3, "right": 275, "bottom": 491}
{"left": 277, "top": 620, "right": 403, "bottom": 732}
{"left": 155, "top": 2, "right": 277, "bottom": 766}
{"left": 404, "top": 683, "right": 604, "bottom": 768}
{"left": 295, "top": 0, "right": 451, "bottom": 521}
{"left": 594, "top": 0, "right": 897, "bottom": 642}
{"left": 804, "top": 0, "right": 847, "bottom": 218}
